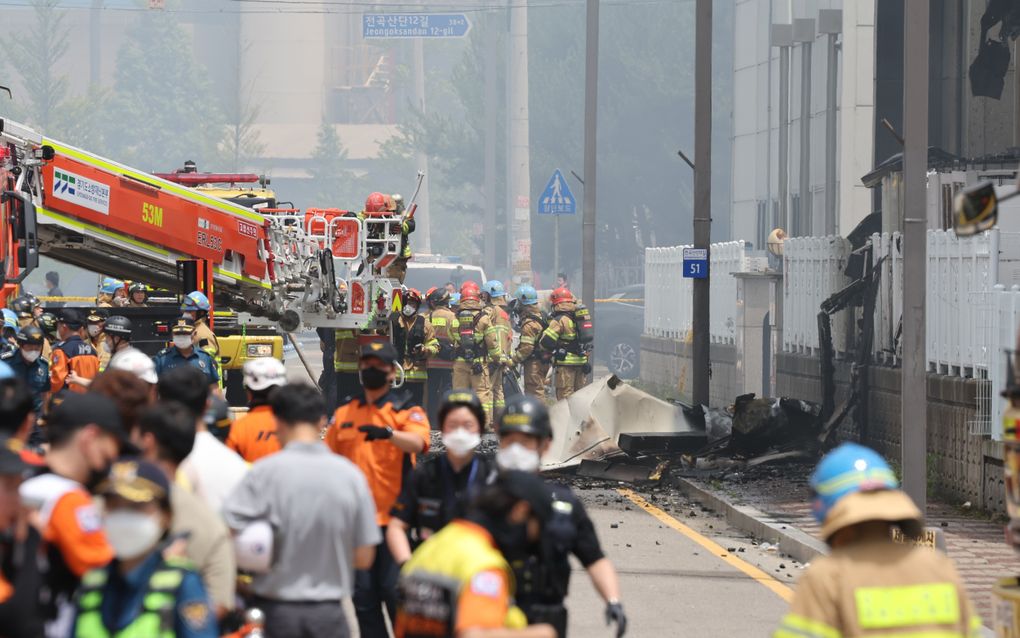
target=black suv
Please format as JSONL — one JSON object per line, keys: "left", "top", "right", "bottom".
{"left": 593, "top": 284, "right": 644, "bottom": 379}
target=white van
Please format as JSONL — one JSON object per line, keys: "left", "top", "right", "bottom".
{"left": 403, "top": 255, "right": 488, "bottom": 293}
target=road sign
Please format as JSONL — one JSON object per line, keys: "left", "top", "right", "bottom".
{"left": 537, "top": 169, "right": 577, "bottom": 215}
{"left": 682, "top": 247, "right": 708, "bottom": 279}
{"left": 363, "top": 14, "right": 471, "bottom": 39}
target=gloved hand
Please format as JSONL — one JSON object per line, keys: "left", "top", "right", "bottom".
{"left": 472, "top": 362, "right": 484, "bottom": 375}
{"left": 359, "top": 425, "right": 394, "bottom": 441}
{"left": 605, "top": 601, "right": 627, "bottom": 637}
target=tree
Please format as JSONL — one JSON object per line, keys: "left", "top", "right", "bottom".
{"left": 309, "top": 120, "right": 362, "bottom": 208}
{"left": 6, "top": 0, "right": 70, "bottom": 131}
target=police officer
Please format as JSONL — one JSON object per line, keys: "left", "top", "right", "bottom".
{"left": 4, "top": 326, "right": 49, "bottom": 416}
{"left": 394, "top": 471, "right": 557, "bottom": 638}
{"left": 539, "top": 287, "right": 588, "bottom": 400}
{"left": 72, "top": 459, "right": 218, "bottom": 637}
{"left": 86, "top": 308, "right": 112, "bottom": 370}
{"left": 10, "top": 295, "right": 36, "bottom": 330}
{"left": 38, "top": 312, "right": 58, "bottom": 343}
{"left": 425, "top": 287, "right": 459, "bottom": 424}
{"left": 104, "top": 315, "right": 136, "bottom": 363}
{"left": 775, "top": 443, "right": 982, "bottom": 638}
{"left": 387, "top": 389, "right": 493, "bottom": 564}
{"left": 512, "top": 286, "right": 550, "bottom": 400}
{"left": 152, "top": 318, "right": 220, "bottom": 387}
{"left": 482, "top": 281, "right": 513, "bottom": 418}
{"left": 452, "top": 282, "right": 501, "bottom": 426}
{"left": 493, "top": 395, "right": 625, "bottom": 637}
{"left": 391, "top": 288, "right": 439, "bottom": 409}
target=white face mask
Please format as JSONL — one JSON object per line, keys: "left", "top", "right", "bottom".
{"left": 21, "top": 349, "right": 41, "bottom": 363}
{"left": 496, "top": 442, "right": 541, "bottom": 472}
{"left": 442, "top": 428, "right": 481, "bottom": 457}
{"left": 104, "top": 510, "right": 163, "bottom": 560}
{"left": 173, "top": 335, "right": 193, "bottom": 350}
{"left": 87, "top": 325, "right": 102, "bottom": 338}
{"left": 402, "top": 304, "right": 417, "bottom": 317}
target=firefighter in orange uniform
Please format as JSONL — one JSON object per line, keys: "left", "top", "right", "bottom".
{"left": 226, "top": 358, "right": 288, "bottom": 463}
{"left": 325, "top": 341, "right": 430, "bottom": 638}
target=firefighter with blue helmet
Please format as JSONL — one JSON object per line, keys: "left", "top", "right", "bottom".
{"left": 97, "top": 278, "right": 126, "bottom": 308}
{"left": 775, "top": 443, "right": 983, "bottom": 638}
{"left": 482, "top": 280, "right": 513, "bottom": 417}
{"left": 512, "top": 285, "right": 550, "bottom": 400}
{"left": 181, "top": 291, "right": 220, "bottom": 384}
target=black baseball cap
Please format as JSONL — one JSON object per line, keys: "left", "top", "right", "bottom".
{"left": 47, "top": 393, "right": 134, "bottom": 451}
{"left": 59, "top": 308, "right": 84, "bottom": 329}
{"left": 360, "top": 340, "right": 399, "bottom": 366}
{"left": 98, "top": 458, "right": 170, "bottom": 504}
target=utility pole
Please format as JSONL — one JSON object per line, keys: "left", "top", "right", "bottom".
{"left": 820, "top": 10, "right": 841, "bottom": 236}
{"left": 509, "top": 0, "right": 532, "bottom": 283}
{"left": 412, "top": 24, "right": 432, "bottom": 253}
{"left": 692, "top": 0, "right": 712, "bottom": 408}
{"left": 582, "top": 0, "right": 599, "bottom": 312}
{"left": 771, "top": 24, "right": 792, "bottom": 236}
{"left": 794, "top": 18, "right": 815, "bottom": 236}
{"left": 484, "top": 12, "right": 498, "bottom": 275}
{"left": 901, "top": 0, "right": 929, "bottom": 512}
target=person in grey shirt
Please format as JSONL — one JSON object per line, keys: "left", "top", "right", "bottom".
{"left": 223, "top": 384, "right": 380, "bottom": 638}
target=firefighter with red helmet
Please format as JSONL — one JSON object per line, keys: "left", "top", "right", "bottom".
{"left": 539, "top": 287, "right": 589, "bottom": 400}
{"left": 452, "top": 281, "right": 501, "bottom": 425}
{"left": 390, "top": 288, "right": 439, "bottom": 409}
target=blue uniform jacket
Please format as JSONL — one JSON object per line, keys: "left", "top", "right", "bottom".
{"left": 2, "top": 349, "right": 49, "bottom": 413}
{"left": 152, "top": 347, "right": 219, "bottom": 385}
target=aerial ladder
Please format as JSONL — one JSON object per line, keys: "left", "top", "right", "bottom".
{"left": 0, "top": 116, "right": 403, "bottom": 331}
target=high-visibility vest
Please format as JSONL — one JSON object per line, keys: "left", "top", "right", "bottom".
{"left": 74, "top": 557, "right": 190, "bottom": 638}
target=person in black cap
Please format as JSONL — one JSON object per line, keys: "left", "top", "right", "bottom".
{"left": 70, "top": 458, "right": 218, "bottom": 638}
{"left": 4, "top": 326, "right": 50, "bottom": 416}
{"left": 50, "top": 308, "right": 100, "bottom": 395}
{"left": 0, "top": 435, "right": 48, "bottom": 638}
{"left": 152, "top": 317, "right": 219, "bottom": 387}
{"left": 18, "top": 393, "right": 131, "bottom": 633}
{"left": 324, "top": 340, "right": 431, "bottom": 637}
{"left": 386, "top": 389, "right": 493, "bottom": 565}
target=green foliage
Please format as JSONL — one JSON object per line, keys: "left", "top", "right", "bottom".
{"left": 309, "top": 120, "right": 363, "bottom": 208}
{"left": 5, "top": 0, "right": 69, "bottom": 131}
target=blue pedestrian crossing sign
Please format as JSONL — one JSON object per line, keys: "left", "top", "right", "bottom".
{"left": 537, "top": 169, "right": 576, "bottom": 215}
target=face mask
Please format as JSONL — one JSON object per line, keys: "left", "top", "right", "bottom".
{"left": 173, "top": 335, "right": 193, "bottom": 350}
{"left": 21, "top": 350, "right": 41, "bottom": 363}
{"left": 104, "top": 510, "right": 163, "bottom": 560}
{"left": 359, "top": 366, "right": 389, "bottom": 390}
{"left": 496, "top": 443, "right": 541, "bottom": 472}
{"left": 442, "top": 428, "right": 481, "bottom": 456}
{"left": 183, "top": 312, "right": 196, "bottom": 321}
{"left": 402, "top": 304, "right": 417, "bottom": 317}
{"left": 87, "top": 325, "right": 102, "bottom": 338}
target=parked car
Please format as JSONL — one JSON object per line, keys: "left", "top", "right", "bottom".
{"left": 593, "top": 284, "right": 644, "bottom": 379}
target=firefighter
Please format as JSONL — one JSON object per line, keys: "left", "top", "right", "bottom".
{"left": 385, "top": 193, "right": 414, "bottom": 284}
{"left": 450, "top": 292, "right": 461, "bottom": 313}
{"left": 335, "top": 327, "right": 362, "bottom": 407}
{"left": 452, "top": 282, "right": 500, "bottom": 426}
{"left": 128, "top": 282, "right": 148, "bottom": 307}
{"left": 86, "top": 309, "right": 112, "bottom": 370}
{"left": 482, "top": 281, "right": 513, "bottom": 418}
{"left": 97, "top": 278, "right": 127, "bottom": 308}
{"left": 774, "top": 443, "right": 982, "bottom": 638}
{"left": 226, "top": 357, "right": 288, "bottom": 463}
{"left": 425, "top": 287, "right": 460, "bottom": 424}
{"left": 181, "top": 291, "right": 219, "bottom": 358}
{"left": 104, "top": 315, "right": 137, "bottom": 363}
{"left": 394, "top": 471, "right": 557, "bottom": 638}
{"left": 50, "top": 308, "right": 100, "bottom": 394}
{"left": 10, "top": 295, "right": 36, "bottom": 329}
{"left": 12, "top": 295, "right": 51, "bottom": 361}
{"left": 539, "top": 287, "right": 588, "bottom": 400}
{"left": 991, "top": 374, "right": 1020, "bottom": 632}
{"left": 38, "top": 312, "right": 58, "bottom": 343}
{"left": 152, "top": 318, "right": 220, "bottom": 387}
{"left": 4, "top": 325, "right": 50, "bottom": 415}
{"left": 391, "top": 288, "right": 439, "bottom": 409}
{"left": 0, "top": 310, "right": 17, "bottom": 355}
{"left": 494, "top": 395, "right": 626, "bottom": 638}
{"left": 513, "top": 286, "right": 551, "bottom": 400}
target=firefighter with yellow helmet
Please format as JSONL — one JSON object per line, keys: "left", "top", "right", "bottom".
{"left": 775, "top": 443, "right": 983, "bottom": 638}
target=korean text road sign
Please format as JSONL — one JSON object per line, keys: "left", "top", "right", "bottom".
{"left": 683, "top": 248, "right": 708, "bottom": 279}
{"left": 363, "top": 14, "right": 471, "bottom": 39}
{"left": 537, "top": 169, "right": 576, "bottom": 215}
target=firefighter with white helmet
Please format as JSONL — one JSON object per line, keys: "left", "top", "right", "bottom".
{"left": 775, "top": 443, "right": 983, "bottom": 638}
{"left": 226, "top": 357, "right": 288, "bottom": 463}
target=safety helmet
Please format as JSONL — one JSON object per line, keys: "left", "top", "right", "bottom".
{"left": 439, "top": 389, "right": 486, "bottom": 431}
{"left": 515, "top": 285, "right": 539, "bottom": 306}
{"left": 498, "top": 394, "right": 552, "bottom": 440}
{"left": 427, "top": 287, "right": 450, "bottom": 308}
{"left": 16, "top": 325, "right": 44, "bottom": 346}
{"left": 9, "top": 295, "right": 34, "bottom": 318}
{"left": 403, "top": 288, "right": 423, "bottom": 308}
{"left": 129, "top": 282, "right": 147, "bottom": 295}
{"left": 460, "top": 281, "right": 480, "bottom": 303}
{"left": 551, "top": 287, "right": 573, "bottom": 306}
{"left": 181, "top": 291, "right": 211, "bottom": 312}
{"left": 100, "top": 278, "right": 124, "bottom": 296}
{"left": 365, "top": 192, "right": 388, "bottom": 214}
{"left": 1, "top": 309, "right": 17, "bottom": 331}
{"left": 109, "top": 348, "right": 159, "bottom": 384}
{"left": 483, "top": 280, "right": 507, "bottom": 299}
{"left": 450, "top": 293, "right": 461, "bottom": 306}
{"left": 104, "top": 315, "right": 133, "bottom": 337}
{"left": 38, "top": 312, "right": 58, "bottom": 338}
{"left": 87, "top": 308, "right": 108, "bottom": 324}
{"left": 810, "top": 443, "right": 899, "bottom": 525}
{"left": 243, "top": 357, "right": 287, "bottom": 392}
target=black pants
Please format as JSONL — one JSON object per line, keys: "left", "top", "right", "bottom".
{"left": 336, "top": 372, "right": 360, "bottom": 408}
{"left": 525, "top": 602, "right": 568, "bottom": 638}
{"left": 353, "top": 535, "right": 398, "bottom": 637}
{"left": 317, "top": 329, "right": 337, "bottom": 412}
{"left": 404, "top": 380, "right": 425, "bottom": 409}
{"left": 256, "top": 597, "right": 350, "bottom": 638}
{"left": 425, "top": 368, "right": 453, "bottom": 429}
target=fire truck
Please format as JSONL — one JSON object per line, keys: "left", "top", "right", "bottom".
{"left": 1, "top": 117, "right": 411, "bottom": 402}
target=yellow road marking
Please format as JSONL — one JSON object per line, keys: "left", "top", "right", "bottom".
{"left": 618, "top": 487, "right": 796, "bottom": 603}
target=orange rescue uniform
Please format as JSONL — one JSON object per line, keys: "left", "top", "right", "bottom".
{"left": 49, "top": 336, "right": 100, "bottom": 394}
{"left": 226, "top": 405, "right": 281, "bottom": 463}
{"left": 325, "top": 392, "right": 430, "bottom": 526}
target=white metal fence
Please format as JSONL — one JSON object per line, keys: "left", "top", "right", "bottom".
{"left": 782, "top": 236, "right": 852, "bottom": 353}
{"left": 644, "top": 241, "right": 761, "bottom": 343}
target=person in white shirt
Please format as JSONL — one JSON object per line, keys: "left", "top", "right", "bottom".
{"left": 156, "top": 366, "right": 247, "bottom": 513}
